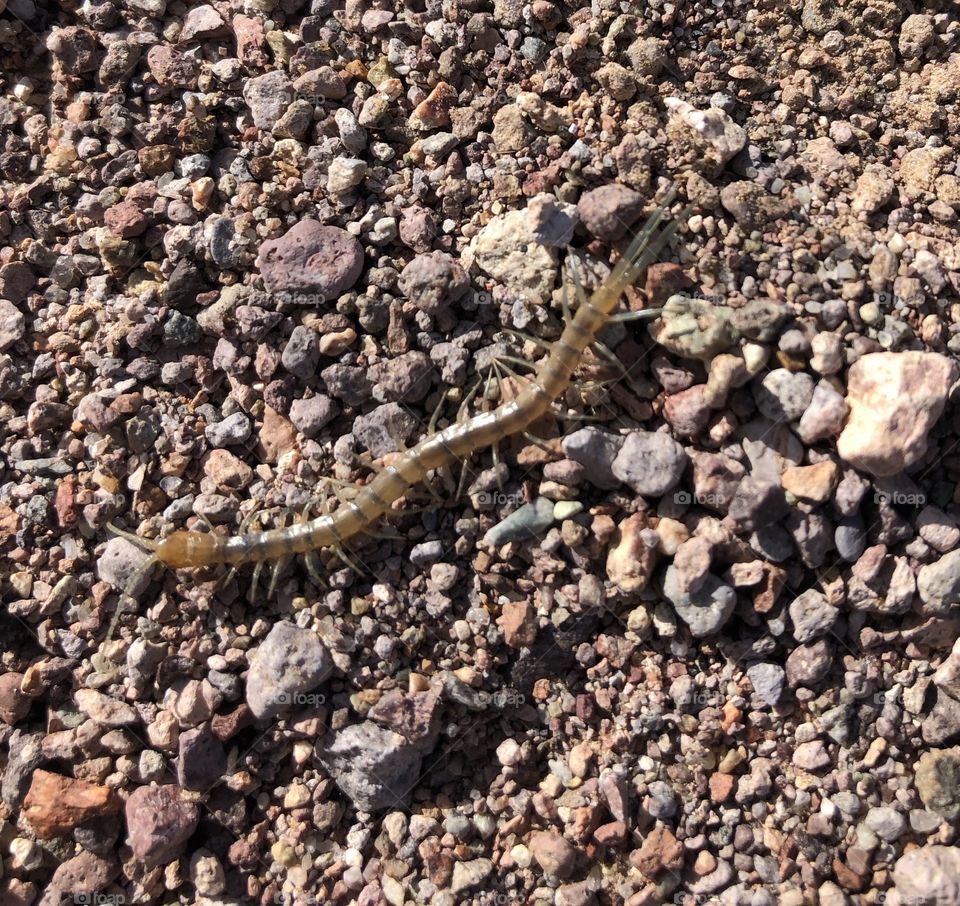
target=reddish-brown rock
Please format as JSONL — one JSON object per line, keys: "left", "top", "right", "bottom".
{"left": 23, "top": 770, "right": 119, "bottom": 838}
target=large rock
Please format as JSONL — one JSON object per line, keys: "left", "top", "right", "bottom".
{"left": 892, "top": 845, "right": 960, "bottom": 905}
{"left": 315, "top": 722, "right": 429, "bottom": 812}
{"left": 125, "top": 785, "right": 199, "bottom": 866}
{"left": 663, "top": 565, "right": 736, "bottom": 637}
{"left": 245, "top": 621, "right": 333, "bottom": 720}
{"left": 837, "top": 352, "right": 957, "bottom": 477}
{"left": 257, "top": 221, "right": 364, "bottom": 300}
{"left": 611, "top": 431, "right": 688, "bottom": 496}
{"left": 315, "top": 687, "right": 440, "bottom": 812}
{"left": 469, "top": 209, "right": 558, "bottom": 304}
{"left": 918, "top": 550, "right": 960, "bottom": 610}
{"left": 23, "top": 770, "right": 120, "bottom": 838}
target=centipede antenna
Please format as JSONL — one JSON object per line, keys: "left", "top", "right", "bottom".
{"left": 570, "top": 255, "right": 590, "bottom": 311}
{"left": 103, "top": 552, "right": 159, "bottom": 642}
{"left": 106, "top": 522, "right": 159, "bottom": 552}
{"left": 549, "top": 406, "right": 608, "bottom": 424}
{"left": 620, "top": 204, "right": 690, "bottom": 289}
{"left": 501, "top": 355, "right": 539, "bottom": 373}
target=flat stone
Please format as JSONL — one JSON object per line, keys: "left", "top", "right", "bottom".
{"left": 257, "top": 221, "right": 364, "bottom": 300}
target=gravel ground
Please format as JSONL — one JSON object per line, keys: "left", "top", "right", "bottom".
{"left": 2, "top": 0, "right": 960, "bottom": 904}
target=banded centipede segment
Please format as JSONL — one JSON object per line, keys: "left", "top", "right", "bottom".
{"left": 107, "top": 186, "right": 687, "bottom": 603}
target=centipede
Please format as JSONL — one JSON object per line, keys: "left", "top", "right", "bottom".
{"left": 106, "top": 185, "right": 687, "bottom": 612}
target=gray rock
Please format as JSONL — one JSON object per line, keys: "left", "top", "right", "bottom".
{"left": 727, "top": 476, "right": 789, "bottom": 532}
{"left": 245, "top": 621, "right": 333, "bottom": 720}
{"left": 451, "top": 858, "right": 494, "bottom": 894}
{"left": 176, "top": 724, "right": 226, "bottom": 791}
{"left": 611, "top": 431, "right": 688, "bottom": 497}
{"left": 923, "top": 691, "right": 960, "bottom": 746}
{"left": 352, "top": 402, "right": 418, "bottom": 457}
{"left": 282, "top": 325, "right": 321, "bottom": 381}
{"left": 746, "top": 662, "right": 785, "bottom": 706}
{"left": 720, "top": 181, "right": 790, "bottom": 230}
{"left": 576, "top": 184, "right": 646, "bottom": 241}
{"left": 562, "top": 427, "right": 625, "bottom": 490}
{"left": 796, "top": 380, "right": 849, "bottom": 444}
{"left": 526, "top": 194, "right": 578, "bottom": 246}
{"left": 663, "top": 565, "right": 736, "bottom": 638}
{"left": 786, "top": 639, "right": 832, "bottom": 688}
{"left": 789, "top": 589, "right": 838, "bottom": 642}
{"left": 892, "top": 845, "right": 960, "bottom": 905}
{"left": 0, "top": 299, "right": 25, "bottom": 350}
{"left": 315, "top": 720, "right": 435, "bottom": 812}
{"left": 784, "top": 509, "right": 833, "bottom": 568}
{"left": 755, "top": 369, "right": 815, "bottom": 422}
{"left": 397, "top": 251, "right": 469, "bottom": 315}
{"left": 865, "top": 806, "right": 908, "bottom": 843}
{"left": 918, "top": 507, "right": 960, "bottom": 553}
{"left": 321, "top": 363, "right": 373, "bottom": 406}
{"left": 918, "top": 550, "right": 960, "bottom": 608}
{"left": 242, "top": 70, "right": 293, "bottom": 130}
{"left": 835, "top": 516, "right": 867, "bottom": 561}
{"left": 915, "top": 749, "right": 960, "bottom": 822}
{"left": 2, "top": 730, "right": 43, "bottom": 808}
{"left": 40, "top": 852, "right": 119, "bottom": 906}
{"left": 97, "top": 537, "right": 155, "bottom": 598}
{"left": 289, "top": 395, "right": 338, "bottom": 438}
{"left": 793, "top": 740, "right": 830, "bottom": 771}
{"left": 645, "top": 780, "right": 677, "bottom": 819}
{"left": 483, "top": 497, "right": 555, "bottom": 546}
{"left": 205, "top": 412, "right": 252, "bottom": 447}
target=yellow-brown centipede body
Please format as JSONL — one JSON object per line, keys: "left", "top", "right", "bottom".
{"left": 109, "top": 187, "right": 685, "bottom": 590}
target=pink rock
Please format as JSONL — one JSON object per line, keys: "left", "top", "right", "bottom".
{"left": 104, "top": 199, "right": 148, "bottom": 238}
{"left": 837, "top": 352, "right": 958, "bottom": 477}
{"left": 146, "top": 44, "right": 198, "bottom": 89}
{"left": 256, "top": 220, "right": 363, "bottom": 300}
{"left": 125, "top": 784, "right": 199, "bottom": 866}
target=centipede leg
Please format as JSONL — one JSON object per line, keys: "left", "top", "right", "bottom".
{"left": 220, "top": 566, "right": 237, "bottom": 589}
{"left": 105, "top": 522, "right": 158, "bottom": 552}
{"left": 607, "top": 308, "right": 664, "bottom": 324}
{"left": 249, "top": 561, "right": 264, "bottom": 602}
{"left": 305, "top": 550, "right": 324, "bottom": 587}
{"left": 267, "top": 557, "right": 290, "bottom": 598}
{"left": 333, "top": 544, "right": 370, "bottom": 578}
